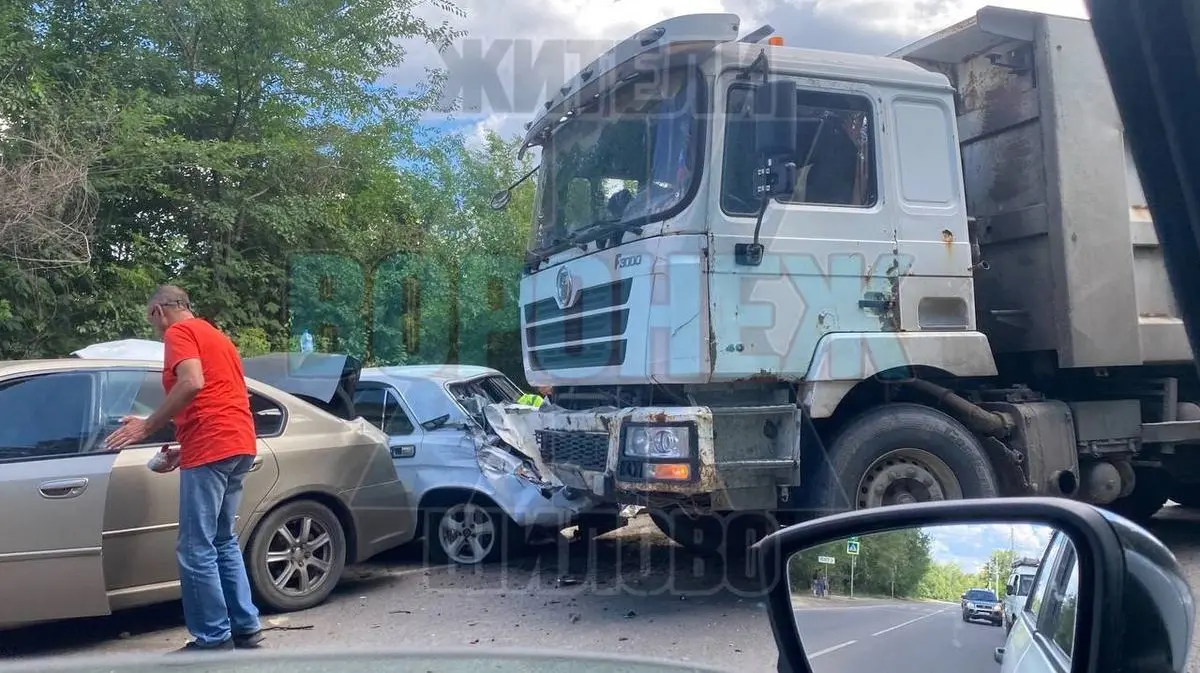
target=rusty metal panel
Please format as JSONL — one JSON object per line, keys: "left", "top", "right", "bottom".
{"left": 898, "top": 7, "right": 1189, "bottom": 368}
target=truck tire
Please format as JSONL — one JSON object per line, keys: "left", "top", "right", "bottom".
{"left": 807, "top": 403, "right": 1000, "bottom": 516}
{"left": 1107, "top": 467, "right": 1169, "bottom": 521}
{"left": 649, "top": 509, "right": 775, "bottom": 557}
{"left": 1169, "top": 485, "right": 1200, "bottom": 508}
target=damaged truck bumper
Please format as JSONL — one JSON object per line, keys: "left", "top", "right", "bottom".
{"left": 527, "top": 405, "right": 802, "bottom": 511}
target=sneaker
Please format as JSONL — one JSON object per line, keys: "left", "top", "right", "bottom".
{"left": 233, "top": 630, "right": 265, "bottom": 649}
{"left": 172, "top": 639, "right": 234, "bottom": 653}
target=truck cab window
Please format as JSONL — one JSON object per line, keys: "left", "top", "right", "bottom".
{"left": 721, "top": 85, "right": 877, "bottom": 216}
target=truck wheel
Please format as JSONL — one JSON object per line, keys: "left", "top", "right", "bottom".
{"left": 650, "top": 509, "right": 725, "bottom": 555}
{"left": 1107, "top": 467, "right": 1169, "bottom": 521}
{"left": 1169, "top": 485, "right": 1200, "bottom": 508}
{"left": 807, "top": 403, "right": 999, "bottom": 516}
{"left": 650, "top": 509, "right": 775, "bottom": 556}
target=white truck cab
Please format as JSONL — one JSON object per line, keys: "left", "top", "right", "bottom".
{"left": 1004, "top": 557, "right": 1042, "bottom": 632}
{"left": 506, "top": 7, "right": 1200, "bottom": 555}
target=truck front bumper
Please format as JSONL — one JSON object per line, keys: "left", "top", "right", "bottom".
{"left": 531, "top": 405, "right": 800, "bottom": 510}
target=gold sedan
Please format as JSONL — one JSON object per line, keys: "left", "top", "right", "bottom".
{"left": 0, "top": 355, "right": 415, "bottom": 629}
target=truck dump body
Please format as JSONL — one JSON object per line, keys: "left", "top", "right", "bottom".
{"left": 894, "top": 7, "right": 1191, "bottom": 369}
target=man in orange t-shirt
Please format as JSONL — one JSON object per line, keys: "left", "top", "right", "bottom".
{"left": 106, "top": 285, "right": 263, "bottom": 652}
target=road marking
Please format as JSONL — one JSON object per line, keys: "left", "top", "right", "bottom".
{"left": 871, "top": 608, "right": 947, "bottom": 637}
{"left": 809, "top": 640, "right": 857, "bottom": 659}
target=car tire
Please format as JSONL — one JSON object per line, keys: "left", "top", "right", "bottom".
{"left": 423, "top": 496, "right": 522, "bottom": 566}
{"left": 246, "top": 499, "right": 347, "bottom": 613}
{"left": 807, "top": 404, "right": 1000, "bottom": 517}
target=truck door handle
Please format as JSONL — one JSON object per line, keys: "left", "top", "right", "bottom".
{"left": 858, "top": 292, "right": 892, "bottom": 311}
{"left": 249, "top": 455, "right": 264, "bottom": 472}
{"left": 39, "top": 478, "right": 89, "bottom": 499}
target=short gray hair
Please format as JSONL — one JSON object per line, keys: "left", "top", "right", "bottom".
{"left": 148, "top": 284, "right": 191, "bottom": 311}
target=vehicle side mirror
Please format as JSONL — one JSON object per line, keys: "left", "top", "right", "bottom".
{"left": 753, "top": 497, "right": 1195, "bottom": 673}
{"left": 420, "top": 414, "right": 451, "bottom": 431}
{"left": 1006, "top": 582, "right": 1015, "bottom": 595}
{"left": 751, "top": 79, "right": 798, "bottom": 158}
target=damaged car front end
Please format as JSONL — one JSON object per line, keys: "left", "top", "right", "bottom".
{"left": 355, "top": 366, "right": 621, "bottom": 565}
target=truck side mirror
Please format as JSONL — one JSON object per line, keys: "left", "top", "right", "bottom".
{"left": 751, "top": 79, "right": 798, "bottom": 162}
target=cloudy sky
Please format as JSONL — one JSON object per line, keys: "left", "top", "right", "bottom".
{"left": 925, "top": 523, "right": 1054, "bottom": 574}
{"left": 390, "top": 0, "right": 1088, "bottom": 144}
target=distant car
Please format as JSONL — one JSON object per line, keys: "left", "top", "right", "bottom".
{"left": 0, "top": 353, "right": 415, "bottom": 630}
{"left": 961, "top": 588, "right": 1003, "bottom": 626}
{"left": 354, "top": 365, "right": 605, "bottom": 565}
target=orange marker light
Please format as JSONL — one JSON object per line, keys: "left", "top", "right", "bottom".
{"left": 649, "top": 463, "right": 691, "bottom": 481}
{"left": 768, "top": 36, "right": 784, "bottom": 46}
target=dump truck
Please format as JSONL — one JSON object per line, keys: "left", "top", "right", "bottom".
{"left": 505, "top": 6, "right": 1200, "bottom": 554}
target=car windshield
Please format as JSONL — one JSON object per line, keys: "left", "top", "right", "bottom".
{"left": 528, "top": 67, "right": 700, "bottom": 254}
{"left": 966, "top": 589, "right": 997, "bottom": 601}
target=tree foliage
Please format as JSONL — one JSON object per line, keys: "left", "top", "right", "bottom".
{"left": 0, "top": 0, "right": 536, "bottom": 383}
{"left": 788, "top": 529, "right": 932, "bottom": 598}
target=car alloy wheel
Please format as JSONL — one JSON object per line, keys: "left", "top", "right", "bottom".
{"left": 438, "top": 502, "right": 498, "bottom": 565}
{"left": 267, "top": 514, "right": 336, "bottom": 597}
{"left": 247, "top": 499, "right": 347, "bottom": 612}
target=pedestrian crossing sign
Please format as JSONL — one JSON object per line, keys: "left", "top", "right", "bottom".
{"left": 847, "top": 538, "right": 860, "bottom": 555}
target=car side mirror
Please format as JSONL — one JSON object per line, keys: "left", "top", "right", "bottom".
{"left": 753, "top": 497, "right": 1195, "bottom": 673}
{"left": 420, "top": 414, "right": 451, "bottom": 431}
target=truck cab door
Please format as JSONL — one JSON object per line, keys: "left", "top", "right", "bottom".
{"left": 0, "top": 369, "right": 116, "bottom": 627}
{"left": 709, "top": 75, "right": 900, "bottom": 380}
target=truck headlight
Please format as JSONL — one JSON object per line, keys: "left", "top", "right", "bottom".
{"left": 623, "top": 425, "right": 692, "bottom": 459}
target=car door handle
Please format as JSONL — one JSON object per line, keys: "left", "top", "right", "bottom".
{"left": 249, "top": 455, "right": 264, "bottom": 472}
{"left": 39, "top": 478, "right": 89, "bottom": 499}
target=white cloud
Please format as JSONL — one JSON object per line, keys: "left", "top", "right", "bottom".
{"left": 392, "top": 0, "right": 1088, "bottom": 141}
{"left": 925, "top": 523, "right": 1054, "bottom": 573}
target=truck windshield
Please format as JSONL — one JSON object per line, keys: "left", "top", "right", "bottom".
{"left": 1014, "top": 576, "right": 1034, "bottom": 595}
{"left": 528, "top": 67, "right": 701, "bottom": 255}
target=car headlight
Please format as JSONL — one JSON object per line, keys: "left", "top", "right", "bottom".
{"left": 623, "top": 425, "right": 692, "bottom": 459}
{"left": 966, "top": 602, "right": 975, "bottom": 609}
{"left": 477, "top": 446, "right": 549, "bottom": 486}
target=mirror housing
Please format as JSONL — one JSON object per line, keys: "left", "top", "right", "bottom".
{"left": 420, "top": 414, "right": 451, "bottom": 431}
{"left": 751, "top": 79, "right": 798, "bottom": 161}
{"left": 754, "top": 497, "right": 1194, "bottom": 673}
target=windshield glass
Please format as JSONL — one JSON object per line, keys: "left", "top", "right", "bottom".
{"left": 529, "top": 67, "right": 701, "bottom": 254}
{"left": 965, "top": 589, "right": 997, "bottom": 601}
{"left": 1016, "top": 575, "right": 1035, "bottom": 595}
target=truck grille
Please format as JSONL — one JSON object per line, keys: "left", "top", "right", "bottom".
{"left": 535, "top": 429, "right": 608, "bottom": 471}
{"left": 524, "top": 278, "right": 632, "bottom": 371}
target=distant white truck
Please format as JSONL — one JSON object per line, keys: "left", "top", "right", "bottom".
{"left": 1003, "top": 557, "right": 1041, "bottom": 632}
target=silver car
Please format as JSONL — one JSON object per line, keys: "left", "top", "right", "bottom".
{"left": 354, "top": 365, "right": 604, "bottom": 565}
{"left": 995, "top": 530, "right": 1080, "bottom": 671}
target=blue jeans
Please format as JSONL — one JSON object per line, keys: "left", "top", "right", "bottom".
{"left": 178, "top": 454, "right": 261, "bottom": 646}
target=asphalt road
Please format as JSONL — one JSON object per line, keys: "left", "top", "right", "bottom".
{"left": 794, "top": 600, "right": 1005, "bottom": 673}
{"left": 3, "top": 507, "right": 1200, "bottom": 673}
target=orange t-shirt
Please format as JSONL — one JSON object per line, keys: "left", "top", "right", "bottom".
{"left": 162, "top": 318, "right": 257, "bottom": 469}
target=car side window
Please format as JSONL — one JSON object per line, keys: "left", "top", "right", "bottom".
{"left": 354, "top": 385, "right": 415, "bottom": 436}
{"left": 250, "top": 392, "right": 284, "bottom": 437}
{"left": 1026, "top": 534, "right": 1067, "bottom": 619}
{"left": 99, "top": 370, "right": 176, "bottom": 446}
{"left": 1050, "top": 552, "right": 1079, "bottom": 658}
{"left": 0, "top": 372, "right": 98, "bottom": 461}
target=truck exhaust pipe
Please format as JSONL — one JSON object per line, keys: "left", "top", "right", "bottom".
{"left": 905, "top": 379, "right": 1011, "bottom": 438}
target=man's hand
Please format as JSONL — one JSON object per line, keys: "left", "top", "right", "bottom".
{"left": 106, "top": 416, "right": 150, "bottom": 451}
